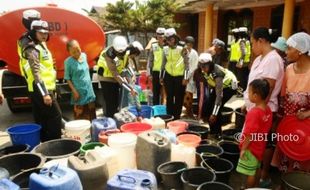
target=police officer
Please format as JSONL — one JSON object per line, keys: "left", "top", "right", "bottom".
{"left": 147, "top": 27, "right": 166, "bottom": 105}
{"left": 236, "top": 27, "right": 251, "bottom": 92}
{"left": 198, "top": 53, "right": 238, "bottom": 139}
{"left": 97, "top": 36, "right": 136, "bottom": 117}
{"left": 229, "top": 28, "right": 241, "bottom": 75}
{"left": 19, "top": 20, "right": 62, "bottom": 141}
{"left": 161, "top": 28, "right": 189, "bottom": 120}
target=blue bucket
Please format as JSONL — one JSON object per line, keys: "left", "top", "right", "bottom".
{"left": 128, "top": 105, "right": 152, "bottom": 118}
{"left": 7, "top": 124, "right": 41, "bottom": 150}
{"left": 152, "top": 105, "right": 167, "bottom": 116}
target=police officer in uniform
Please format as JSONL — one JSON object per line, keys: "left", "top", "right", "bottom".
{"left": 97, "top": 36, "right": 136, "bottom": 117}
{"left": 19, "top": 20, "right": 62, "bottom": 141}
{"left": 147, "top": 27, "right": 166, "bottom": 105}
{"left": 160, "top": 28, "right": 189, "bottom": 120}
{"left": 198, "top": 53, "right": 238, "bottom": 139}
{"left": 229, "top": 28, "right": 241, "bottom": 75}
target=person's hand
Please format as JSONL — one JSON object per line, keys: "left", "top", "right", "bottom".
{"left": 43, "top": 95, "right": 52, "bottom": 106}
{"left": 240, "top": 149, "right": 247, "bottom": 160}
{"left": 0, "top": 94, "right": 4, "bottom": 105}
{"left": 73, "top": 90, "right": 80, "bottom": 101}
{"left": 240, "top": 105, "right": 247, "bottom": 114}
{"left": 209, "top": 115, "right": 217, "bottom": 124}
{"left": 130, "top": 88, "right": 137, "bottom": 97}
{"left": 160, "top": 79, "right": 164, "bottom": 85}
{"left": 182, "top": 79, "right": 189, "bottom": 86}
{"left": 296, "top": 109, "right": 310, "bottom": 120}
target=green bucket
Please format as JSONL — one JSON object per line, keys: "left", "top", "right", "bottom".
{"left": 80, "top": 142, "right": 105, "bottom": 155}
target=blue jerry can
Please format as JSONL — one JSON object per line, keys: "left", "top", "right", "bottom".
{"left": 92, "top": 117, "right": 117, "bottom": 141}
{"left": 0, "top": 179, "right": 20, "bottom": 190}
{"left": 29, "top": 165, "right": 82, "bottom": 190}
{"left": 107, "top": 169, "right": 157, "bottom": 190}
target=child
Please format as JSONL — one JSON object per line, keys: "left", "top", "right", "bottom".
{"left": 236, "top": 79, "right": 273, "bottom": 188}
{"left": 64, "top": 39, "right": 96, "bottom": 121}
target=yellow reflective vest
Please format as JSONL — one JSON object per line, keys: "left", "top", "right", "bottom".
{"left": 244, "top": 40, "right": 251, "bottom": 63}
{"left": 204, "top": 65, "right": 237, "bottom": 88}
{"left": 164, "top": 46, "right": 185, "bottom": 76}
{"left": 19, "top": 43, "right": 56, "bottom": 92}
{"left": 151, "top": 42, "right": 163, "bottom": 72}
{"left": 230, "top": 39, "right": 241, "bottom": 62}
{"left": 97, "top": 48, "right": 129, "bottom": 78}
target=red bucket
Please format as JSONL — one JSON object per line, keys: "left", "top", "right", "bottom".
{"left": 167, "top": 121, "right": 189, "bottom": 134}
{"left": 120, "top": 122, "right": 152, "bottom": 135}
{"left": 98, "top": 129, "right": 121, "bottom": 144}
{"left": 177, "top": 134, "right": 201, "bottom": 147}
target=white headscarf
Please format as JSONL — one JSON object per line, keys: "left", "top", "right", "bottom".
{"left": 286, "top": 32, "right": 310, "bottom": 56}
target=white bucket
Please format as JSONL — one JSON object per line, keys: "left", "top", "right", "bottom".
{"left": 142, "top": 117, "right": 165, "bottom": 130}
{"left": 108, "top": 133, "right": 137, "bottom": 170}
{"left": 65, "top": 120, "right": 91, "bottom": 144}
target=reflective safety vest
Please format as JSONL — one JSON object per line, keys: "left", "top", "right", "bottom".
{"left": 97, "top": 47, "right": 129, "bottom": 78}
{"left": 244, "top": 40, "right": 251, "bottom": 63}
{"left": 204, "top": 65, "right": 237, "bottom": 89}
{"left": 230, "top": 39, "right": 241, "bottom": 62}
{"left": 151, "top": 42, "right": 163, "bottom": 72}
{"left": 17, "top": 41, "right": 27, "bottom": 77}
{"left": 164, "top": 45, "right": 184, "bottom": 77}
{"left": 19, "top": 43, "right": 56, "bottom": 92}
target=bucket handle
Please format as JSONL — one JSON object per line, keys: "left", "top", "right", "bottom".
{"left": 200, "top": 153, "right": 219, "bottom": 172}
{"left": 176, "top": 167, "right": 187, "bottom": 174}
{"left": 117, "top": 175, "right": 136, "bottom": 184}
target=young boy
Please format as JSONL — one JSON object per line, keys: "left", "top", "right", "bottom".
{"left": 236, "top": 79, "right": 273, "bottom": 188}
{"left": 64, "top": 39, "right": 96, "bottom": 121}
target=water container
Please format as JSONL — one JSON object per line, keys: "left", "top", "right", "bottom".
{"left": 196, "top": 145, "right": 224, "bottom": 166}
{"left": 181, "top": 167, "right": 216, "bottom": 190}
{"left": 80, "top": 142, "right": 105, "bottom": 155}
{"left": 128, "top": 105, "right": 153, "bottom": 118}
{"left": 152, "top": 105, "right": 167, "bottom": 116}
{"left": 171, "top": 144, "right": 196, "bottom": 168}
{"left": 91, "top": 117, "right": 117, "bottom": 142}
{"left": 136, "top": 131, "right": 171, "bottom": 179}
{"left": 11, "top": 168, "right": 41, "bottom": 189}
{"left": 7, "top": 124, "right": 41, "bottom": 150}
{"left": 281, "top": 171, "right": 310, "bottom": 190}
{"left": 0, "top": 145, "right": 30, "bottom": 157}
{"left": 154, "top": 129, "right": 177, "bottom": 143}
{"left": 29, "top": 166, "right": 82, "bottom": 190}
{"left": 154, "top": 115, "right": 174, "bottom": 125}
{"left": 98, "top": 129, "right": 121, "bottom": 144}
{"left": 187, "top": 125, "right": 209, "bottom": 139}
{"left": 120, "top": 122, "right": 152, "bottom": 135}
{"left": 221, "top": 107, "right": 234, "bottom": 125}
{"left": 0, "top": 179, "right": 20, "bottom": 190}
{"left": 107, "top": 169, "right": 157, "bottom": 190}
{"left": 0, "top": 167, "right": 9, "bottom": 180}
{"left": 108, "top": 133, "right": 137, "bottom": 169}
{"left": 177, "top": 134, "right": 201, "bottom": 147}
{"left": 141, "top": 117, "right": 165, "bottom": 130}
{"left": 157, "top": 161, "right": 187, "bottom": 189}
{"left": 113, "top": 109, "right": 137, "bottom": 128}
{"left": 167, "top": 120, "right": 189, "bottom": 134}
{"left": 64, "top": 120, "right": 91, "bottom": 144}
{"left": 68, "top": 151, "right": 109, "bottom": 190}
{"left": 88, "top": 147, "right": 120, "bottom": 178}
{"left": 0, "top": 153, "right": 45, "bottom": 177}
{"left": 197, "top": 182, "right": 233, "bottom": 190}
{"left": 218, "top": 140, "right": 240, "bottom": 168}
{"left": 235, "top": 107, "right": 245, "bottom": 129}
{"left": 222, "top": 128, "right": 242, "bottom": 142}
{"left": 32, "top": 139, "right": 81, "bottom": 161}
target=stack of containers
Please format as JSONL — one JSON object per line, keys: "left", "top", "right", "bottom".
{"left": 91, "top": 117, "right": 117, "bottom": 142}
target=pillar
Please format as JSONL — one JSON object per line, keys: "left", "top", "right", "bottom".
{"left": 282, "top": 0, "right": 295, "bottom": 39}
{"left": 204, "top": 4, "right": 214, "bottom": 50}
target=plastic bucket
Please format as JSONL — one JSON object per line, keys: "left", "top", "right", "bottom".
{"left": 152, "top": 105, "right": 167, "bottom": 116}
{"left": 65, "top": 120, "right": 91, "bottom": 144}
{"left": 98, "top": 129, "right": 121, "bottom": 144}
{"left": 7, "top": 124, "right": 41, "bottom": 150}
{"left": 177, "top": 134, "right": 201, "bottom": 147}
{"left": 167, "top": 120, "right": 189, "bottom": 134}
{"left": 221, "top": 107, "right": 234, "bottom": 125}
{"left": 157, "top": 161, "right": 188, "bottom": 189}
{"left": 218, "top": 140, "right": 240, "bottom": 168}
{"left": 235, "top": 108, "right": 245, "bottom": 129}
{"left": 181, "top": 167, "right": 216, "bottom": 190}
{"left": 281, "top": 172, "right": 310, "bottom": 190}
{"left": 120, "top": 122, "right": 152, "bottom": 135}
{"left": 187, "top": 125, "right": 209, "bottom": 139}
{"left": 222, "top": 128, "right": 242, "bottom": 142}
{"left": 0, "top": 144, "right": 30, "bottom": 157}
{"left": 154, "top": 114, "right": 174, "bottom": 125}
{"left": 197, "top": 182, "right": 233, "bottom": 190}
{"left": 128, "top": 105, "right": 152, "bottom": 118}
{"left": 12, "top": 168, "right": 42, "bottom": 189}
{"left": 196, "top": 145, "right": 224, "bottom": 166}
{"left": 32, "top": 139, "right": 81, "bottom": 161}
{"left": 200, "top": 157, "right": 234, "bottom": 184}
{"left": 80, "top": 142, "right": 105, "bottom": 155}
{"left": 0, "top": 153, "right": 45, "bottom": 177}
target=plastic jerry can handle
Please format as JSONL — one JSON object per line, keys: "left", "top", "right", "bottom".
{"left": 117, "top": 175, "right": 136, "bottom": 184}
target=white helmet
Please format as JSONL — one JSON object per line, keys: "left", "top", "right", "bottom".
{"left": 31, "top": 20, "right": 49, "bottom": 33}
{"left": 23, "top": 9, "right": 41, "bottom": 20}
{"left": 165, "top": 28, "right": 177, "bottom": 38}
{"left": 112, "top": 36, "right": 128, "bottom": 53}
{"left": 132, "top": 41, "right": 144, "bottom": 52}
{"left": 239, "top": 27, "right": 248, "bottom": 32}
{"left": 156, "top": 27, "right": 165, "bottom": 36}
{"left": 198, "top": 53, "right": 212, "bottom": 63}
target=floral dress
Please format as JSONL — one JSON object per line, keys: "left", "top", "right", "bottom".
{"left": 272, "top": 63, "right": 310, "bottom": 172}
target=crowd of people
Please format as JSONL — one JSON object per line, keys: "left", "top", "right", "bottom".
{"left": 0, "top": 8, "right": 309, "bottom": 189}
